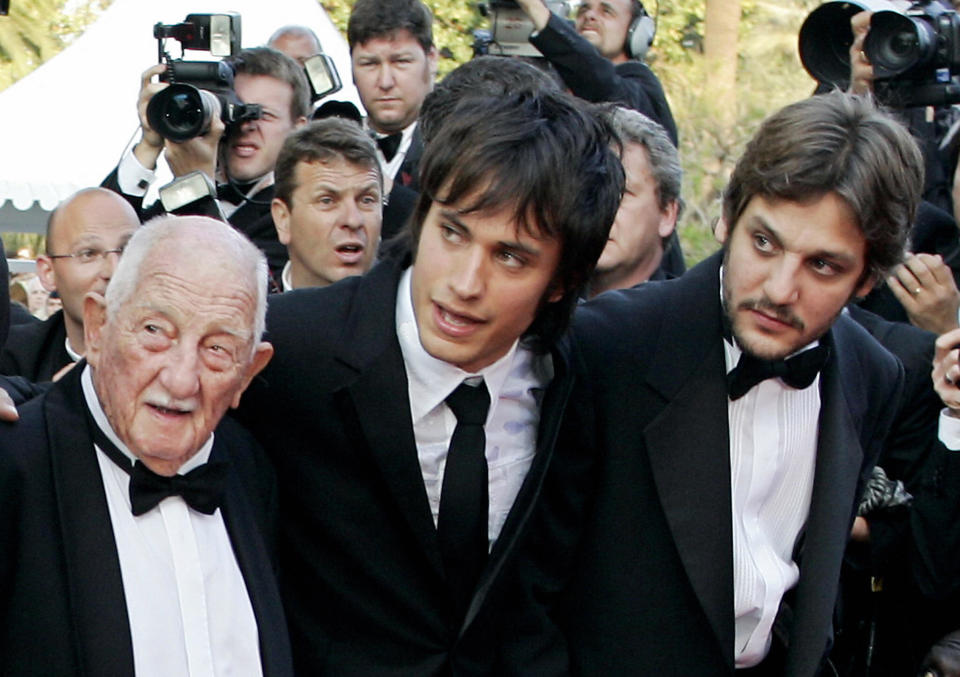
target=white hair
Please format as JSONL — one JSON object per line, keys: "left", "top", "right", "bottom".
{"left": 105, "top": 215, "right": 269, "bottom": 352}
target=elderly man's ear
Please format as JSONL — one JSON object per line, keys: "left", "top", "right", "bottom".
{"left": 231, "top": 342, "right": 274, "bottom": 409}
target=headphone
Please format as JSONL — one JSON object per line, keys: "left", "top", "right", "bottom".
{"left": 625, "top": 1, "right": 656, "bottom": 61}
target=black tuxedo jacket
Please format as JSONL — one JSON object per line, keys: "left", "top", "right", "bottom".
{"left": 0, "top": 366, "right": 293, "bottom": 677}
{"left": 833, "top": 306, "right": 960, "bottom": 674}
{"left": 0, "top": 309, "right": 71, "bottom": 382}
{"left": 530, "top": 13, "right": 678, "bottom": 146}
{"left": 101, "top": 169, "right": 288, "bottom": 278}
{"left": 553, "top": 252, "right": 903, "bottom": 676}
{"left": 236, "top": 254, "right": 577, "bottom": 676}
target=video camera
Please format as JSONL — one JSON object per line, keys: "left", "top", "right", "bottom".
{"left": 146, "top": 13, "right": 262, "bottom": 142}
{"left": 474, "top": 0, "right": 573, "bottom": 58}
{"left": 800, "top": 0, "right": 960, "bottom": 107}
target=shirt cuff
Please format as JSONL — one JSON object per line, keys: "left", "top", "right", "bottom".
{"left": 938, "top": 408, "right": 960, "bottom": 450}
{"left": 116, "top": 146, "right": 156, "bottom": 196}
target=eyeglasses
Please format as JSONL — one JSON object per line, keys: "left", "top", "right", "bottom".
{"left": 47, "top": 246, "right": 125, "bottom": 265}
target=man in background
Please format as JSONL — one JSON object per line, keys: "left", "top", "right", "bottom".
{"left": 348, "top": 0, "right": 437, "bottom": 238}
{"left": 271, "top": 118, "right": 383, "bottom": 291}
{"left": 588, "top": 107, "right": 681, "bottom": 296}
{"left": 1, "top": 188, "right": 138, "bottom": 381}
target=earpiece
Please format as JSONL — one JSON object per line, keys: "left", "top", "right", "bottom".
{"left": 625, "top": 1, "right": 656, "bottom": 61}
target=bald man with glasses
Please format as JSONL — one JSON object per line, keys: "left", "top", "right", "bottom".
{"left": 0, "top": 188, "right": 139, "bottom": 382}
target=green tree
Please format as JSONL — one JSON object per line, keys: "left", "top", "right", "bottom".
{"left": 0, "top": 0, "right": 110, "bottom": 91}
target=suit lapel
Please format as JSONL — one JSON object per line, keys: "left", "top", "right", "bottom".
{"left": 347, "top": 338, "right": 444, "bottom": 575}
{"left": 46, "top": 367, "right": 135, "bottom": 676}
{"left": 460, "top": 341, "right": 575, "bottom": 634}
{"left": 338, "top": 257, "right": 444, "bottom": 576}
{"left": 785, "top": 330, "right": 864, "bottom": 677}
{"left": 215, "top": 439, "right": 293, "bottom": 677}
{"left": 643, "top": 253, "right": 735, "bottom": 664}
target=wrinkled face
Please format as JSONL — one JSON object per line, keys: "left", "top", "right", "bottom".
{"left": 270, "top": 33, "right": 320, "bottom": 66}
{"left": 86, "top": 247, "right": 272, "bottom": 475}
{"left": 39, "top": 192, "right": 138, "bottom": 329}
{"left": 351, "top": 29, "right": 437, "bottom": 134}
{"left": 411, "top": 198, "right": 563, "bottom": 373}
{"left": 575, "top": 0, "right": 633, "bottom": 62}
{"left": 719, "top": 192, "right": 875, "bottom": 361}
{"left": 226, "top": 74, "right": 303, "bottom": 183}
{"left": 596, "top": 142, "right": 676, "bottom": 286}
{"left": 273, "top": 156, "right": 382, "bottom": 288}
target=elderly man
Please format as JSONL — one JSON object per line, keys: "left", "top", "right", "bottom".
{"left": 0, "top": 216, "right": 289, "bottom": 676}
{"left": 1, "top": 188, "right": 138, "bottom": 381}
{"left": 271, "top": 118, "right": 383, "bottom": 290}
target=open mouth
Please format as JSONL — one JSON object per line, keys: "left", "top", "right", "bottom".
{"left": 335, "top": 243, "right": 365, "bottom": 263}
{"left": 231, "top": 143, "right": 258, "bottom": 158}
{"left": 434, "top": 302, "right": 485, "bottom": 337}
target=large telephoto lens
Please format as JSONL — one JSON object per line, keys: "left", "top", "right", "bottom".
{"left": 866, "top": 10, "right": 937, "bottom": 78}
{"left": 146, "top": 83, "right": 219, "bottom": 142}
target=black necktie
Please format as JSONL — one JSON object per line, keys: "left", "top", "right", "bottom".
{"left": 438, "top": 380, "right": 491, "bottom": 616}
{"left": 89, "top": 416, "right": 228, "bottom": 516}
{"left": 376, "top": 132, "right": 403, "bottom": 162}
{"left": 727, "top": 345, "right": 830, "bottom": 401}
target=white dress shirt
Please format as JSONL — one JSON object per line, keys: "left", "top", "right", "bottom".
{"left": 81, "top": 365, "right": 263, "bottom": 677}
{"left": 720, "top": 268, "right": 820, "bottom": 668}
{"left": 394, "top": 268, "right": 551, "bottom": 546}
{"left": 724, "top": 338, "right": 820, "bottom": 667}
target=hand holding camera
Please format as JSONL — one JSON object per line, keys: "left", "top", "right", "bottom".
{"left": 134, "top": 64, "right": 171, "bottom": 171}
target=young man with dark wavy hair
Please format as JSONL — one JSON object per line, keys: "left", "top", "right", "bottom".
{"left": 553, "top": 91, "right": 925, "bottom": 675}
{"left": 236, "top": 89, "right": 623, "bottom": 676}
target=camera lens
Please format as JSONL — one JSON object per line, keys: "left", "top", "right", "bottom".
{"left": 866, "top": 11, "right": 937, "bottom": 78}
{"left": 146, "top": 83, "right": 217, "bottom": 142}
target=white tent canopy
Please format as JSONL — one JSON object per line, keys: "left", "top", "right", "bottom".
{"left": 0, "top": 0, "right": 359, "bottom": 233}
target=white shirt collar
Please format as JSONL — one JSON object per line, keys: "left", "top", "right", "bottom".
{"left": 281, "top": 260, "right": 294, "bottom": 292}
{"left": 395, "top": 267, "right": 518, "bottom": 424}
{"left": 64, "top": 336, "right": 82, "bottom": 363}
{"left": 81, "top": 364, "right": 213, "bottom": 474}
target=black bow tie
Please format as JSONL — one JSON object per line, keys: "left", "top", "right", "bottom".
{"left": 727, "top": 345, "right": 830, "bottom": 400}
{"left": 88, "top": 412, "right": 228, "bottom": 516}
{"left": 128, "top": 460, "right": 228, "bottom": 516}
{"left": 376, "top": 132, "right": 403, "bottom": 162}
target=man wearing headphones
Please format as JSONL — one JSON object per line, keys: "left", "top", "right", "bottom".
{"left": 515, "top": 0, "right": 678, "bottom": 146}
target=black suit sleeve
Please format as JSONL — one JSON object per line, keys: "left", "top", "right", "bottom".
{"left": 529, "top": 13, "right": 678, "bottom": 146}
{"left": 101, "top": 167, "right": 150, "bottom": 219}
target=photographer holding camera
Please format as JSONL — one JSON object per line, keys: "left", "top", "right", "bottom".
{"left": 513, "top": 0, "right": 677, "bottom": 146}
{"left": 103, "top": 45, "right": 310, "bottom": 279}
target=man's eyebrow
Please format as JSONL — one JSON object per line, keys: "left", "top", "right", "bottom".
{"left": 440, "top": 208, "right": 545, "bottom": 257}
{"left": 751, "top": 215, "right": 858, "bottom": 266}
{"left": 748, "top": 214, "right": 783, "bottom": 249}
{"left": 439, "top": 209, "right": 469, "bottom": 230}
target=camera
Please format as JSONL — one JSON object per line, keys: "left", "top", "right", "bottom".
{"left": 475, "top": 1, "right": 573, "bottom": 57}
{"left": 146, "top": 13, "right": 263, "bottom": 142}
{"left": 800, "top": 0, "right": 960, "bottom": 107}
{"left": 304, "top": 53, "right": 343, "bottom": 103}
